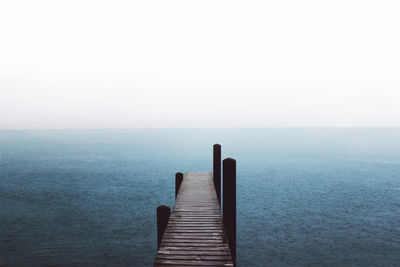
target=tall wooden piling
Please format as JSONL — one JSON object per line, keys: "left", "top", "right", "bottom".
{"left": 213, "top": 144, "right": 221, "bottom": 204}
{"left": 156, "top": 205, "right": 170, "bottom": 249}
{"left": 175, "top": 172, "right": 183, "bottom": 198}
{"left": 223, "top": 158, "right": 236, "bottom": 266}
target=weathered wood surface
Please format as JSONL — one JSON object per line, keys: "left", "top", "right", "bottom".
{"left": 154, "top": 172, "right": 233, "bottom": 267}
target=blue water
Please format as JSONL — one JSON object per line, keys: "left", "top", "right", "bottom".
{"left": 1, "top": 128, "right": 399, "bottom": 266}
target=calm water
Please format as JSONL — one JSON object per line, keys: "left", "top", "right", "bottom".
{"left": 1, "top": 128, "right": 399, "bottom": 266}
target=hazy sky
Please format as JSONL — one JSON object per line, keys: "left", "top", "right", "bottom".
{"left": 1, "top": 0, "right": 399, "bottom": 129}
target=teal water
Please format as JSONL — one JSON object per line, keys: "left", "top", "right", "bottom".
{"left": 1, "top": 128, "right": 399, "bottom": 266}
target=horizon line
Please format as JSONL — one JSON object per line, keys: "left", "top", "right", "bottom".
{"left": 1, "top": 126, "right": 400, "bottom": 131}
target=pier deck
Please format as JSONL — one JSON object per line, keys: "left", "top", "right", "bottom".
{"left": 154, "top": 172, "right": 233, "bottom": 267}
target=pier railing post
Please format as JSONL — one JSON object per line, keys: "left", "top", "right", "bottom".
{"left": 223, "top": 158, "right": 236, "bottom": 266}
{"left": 213, "top": 144, "right": 221, "bottom": 205}
{"left": 175, "top": 172, "right": 183, "bottom": 198}
{"left": 156, "top": 205, "right": 170, "bottom": 249}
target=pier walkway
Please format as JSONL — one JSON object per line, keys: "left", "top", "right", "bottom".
{"left": 154, "top": 172, "right": 234, "bottom": 267}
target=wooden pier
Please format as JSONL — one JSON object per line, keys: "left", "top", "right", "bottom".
{"left": 154, "top": 145, "right": 236, "bottom": 267}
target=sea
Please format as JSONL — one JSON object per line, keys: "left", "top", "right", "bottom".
{"left": 1, "top": 128, "right": 399, "bottom": 266}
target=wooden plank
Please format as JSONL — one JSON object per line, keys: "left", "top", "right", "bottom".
{"left": 157, "top": 255, "right": 232, "bottom": 261}
{"left": 164, "top": 230, "right": 224, "bottom": 233}
{"left": 163, "top": 237, "right": 225, "bottom": 240}
{"left": 154, "top": 259, "right": 233, "bottom": 266}
{"left": 154, "top": 172, "right": 233, "bottom": 267}
{"left": 158, "top": 250, "right": 231, "bottom": 256}
{"left": 160, "top": 247, "right": 230, "bottom": 252}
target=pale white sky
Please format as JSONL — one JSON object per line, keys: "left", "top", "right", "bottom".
{"left": 1, "top": 0, "right": 399, "bottom": 129}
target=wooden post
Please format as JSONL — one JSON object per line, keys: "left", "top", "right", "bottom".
{"left": 175, "top": 172, "right": 183, "bottom": 198}
{"left": 223, "top": 158, "right": 236, "bottom": 266}
{"left": 157, "top": 205, "right": 170, "bottom": 249}
{"left": 213, "top": 144, "right": 221, "bottom": 204}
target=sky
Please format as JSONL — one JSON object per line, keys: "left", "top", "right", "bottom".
{"left": 1, "top": 0, "right": 399, "bottom": 129}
